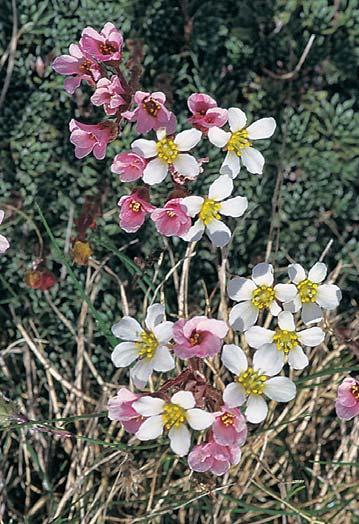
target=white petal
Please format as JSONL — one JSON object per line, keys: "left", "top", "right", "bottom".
{"left": 269, "top": 301, "right": 282, "bottom": 316}
{"left": 245, "top": 326, "right": 274, "bottom": 349}
{"left": 0, "top": 210, "right": 4, "bottom": 224}
{"left": 298, "top": 327, "right": 325, "bottom": 347}
{"left": 111, "top": 317, "right": 142, "bottom": 341}
{"left": 130, "top": 359, "right": 154, "bottom": 386}
{"left": 288, "top": 346, "right": 309, "bottom": 370}
{"left": 251, "top": 263, "right": 273, "bottom": 286}
{"left": 136, "top": 415, "right": 164, "bottom": 440}
{"left": 308, "top": 262, "right": 327, "bottom": 283}
{"left": 174, "top": 128, "right": 202, "bottom": 151}
{"left": 229, "top": 301, "right": 258, "bottom": 331}
{"left": 143, "top": 158, "right": 168, "bottom": 185}
{"left": 156, "top": 128, "right": 167, "bottom": 140}
{"left": 206, "top": 219, "right": 231, "bottom": 247}
{"left": 283, "top": 295, "right": 302, "bottom": 313}
{"left": 241, "top": 147, "right": 265, "bottom": 174}
{"left": 264, "top": 377, "right": 296, "bottom": 402}
{"left": 223, "top": 382, "right": 246, "bottom": 408}
{"left": 208, "top": 175, "right": 233, "bottom": 201}
{"left": 186, "top": 409, "right": 215, "bottom": 430}
{"left": 277, "top": 311, "right": 295, "bottom": 331}
{"left": 133, "top": 396, "right": 165, "bottom": 417}
{"left": 316, "top": 285, "right": 342, "bottom": 310}
{"left": 153, "top": 321, "right": 173, "bottom": 344}
{"left": 301, "top": 302, "right": 323, "bottom": 325}
{"left": 168, "top": 424, "right": 191, "bottom": 456}
{"left": 228, "top": 107, "right": 247, "bottom": 132}
{"left": 288, "top": 263, "right": 306, "bottom": 284}
{"left": 221, "top": 344, "right": 248, "bottom": 375}
{"left": 220, "top": 151, "right": 240, "bottom": 178}
{"left": 181, "top": 196, "right": 204, "bottom": 217}
{"left": 145, "top": 303, "right": 165, "bottom": 330}
{"left": 173, "top": 154, "right": 200, "bottom": 177}
{"left": 181, "top": 218, "right": 205, "bottom": 242}
{"left": 245, "top": 395, "right": 268, "bottom": 424}
{"left": 208, "top": 127, "right": 231, "bottom": 147}
{"left": 227, "top": 277, "right": 257, "bottom": 302}
{"left": 220, "top": 196, "right": 248, "bottom": 217}
{"left": 111, "top": 342, "right": 138, "bottom": 367}
{"left": 274, "top": 283, "right": 297, "bottom": 303}
{"left": 152, "top": 346, "right": 175, "bottom": 372}
{"left": 253, "top": 344, "right": 284, "bottom": 376}
{"left": 131, "top": 138, "right": 157, "bottom": 158}
{"left": 246, "top": 117, "right": 276, "bottom": 140}
{"left": 170, "top": 391, "right": 195, "bottom": 409}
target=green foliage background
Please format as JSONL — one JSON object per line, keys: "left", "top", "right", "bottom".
{"left": 0, "top": 0, "right": 358, "bottom": 519}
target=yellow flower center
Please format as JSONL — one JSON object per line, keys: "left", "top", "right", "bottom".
{"left": 166, "top": 210, "right": 176, "bottom": 218}
{"left": 251, "top": 285, "right": 275, "bottom": 309}
{"left": 221, "top": 412, "right": 235, "bottom": 426}
{"left": 351, "top": 384, "right": 359, "bottom": 400}
{"left": 80, "top": 59, "right": 93, "bottom": 73}
{"left": 297, "top": 279, "right": 318, "bottom": 303}
{"left": 156, "top": 138, "right": 178, "bottom": 163}
{"left": 199, "top": 198, "right": 221, "bottom": 225}
{"left": 227, "top": 129, "right": 252, "bottom": 157}
{"left": 130, "top": 200, "right": 142, "bottom": 212}
{"left": 236, "top": 367, "right": 267, "bottom": 395}
{"left": 162, "top": 403, "right": 186, "bottom": 430}
{"left": 99, "top": 42, "right": 117, "bottom": 55}
{"left": 273, "top": 329, "right": 299, "bottom": 354}
{"left": 135, "top": 331, "right": 158, "bottom": 359}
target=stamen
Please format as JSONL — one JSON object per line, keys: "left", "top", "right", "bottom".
{"left": 236, "top": 367, "right": 267, "bottom": 395}
{"left": 351, "top": 384, "right": 359, "bottom": 400}
{"left": 135, "top": 331, "right": 158, "bottom": 359}
{"left": 189, "top": 331, "right": 202, "bottom": 346}
{"left": 143, "top": 98, "right": 161, "bottom": 117}
{"left": 251, "top": 285, "right": 275, "bottom": 309}
{"left": 130, "top": 201, "right": 141, "bottom": 212}
{"left": 273, "top": 329, "right": 299, "bottom": 354}
{"left": 99, "top": 42, "right": 117, "bottom": 55}
{"left": 162, "top": 403, "right": 186, "bottom": 429}
{"left": 227, "top": 129, "right": 252, "bottom": 157}
{"left": 79, "top": 59, "right": 93, "bottom": 73}
{"left": 221, "top": 412, "right": 235, "bottom": 426}
{"left": 166, "top": 210, "right": 176, "bottom": 218}
{"left": 199, "top": 198, "right": 221, "bottom": 225}
{"left": 156, "top": 138, "right": 178, "bottom": 163}
{"left": 297, "top": 279, "right": 318, "bottom": 303}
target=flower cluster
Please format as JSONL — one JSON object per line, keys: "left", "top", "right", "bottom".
{"left": 52, "top": 23, "right": 276, "bottom": 247}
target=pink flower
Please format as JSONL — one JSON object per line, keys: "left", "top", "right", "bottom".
{"left": 91, "top": 76, "right": 127, "bottom": 115}
{"left": 80, "top": 23, "right": 124, "bottom": 62}
{"left": 188, "top": 438, "right": 241, "bottom": 476}
{"left": 0, "top": 210, "right": 10, "bottom": 254}
{"left": 212, "top": 405, "right": 247, "bottom": 446}
{"left": 122, "top": 91, "right": 176, "bottom": 134}
{"left": 111, "top": 152, "right": 147, "bottom": 182}
{"left": 173, "top": 316, "right": 228, "bottom": 359}
{"left": 118, "top": 190, "right": 156, "bottom": 233}
{"left": 151, "top": 198, "right": 191, "bottom": 237}
{"left": 52, "top": 44, "right": 102, "bottom": 94}
{"left": 187, "top": 93, "right": 228, "bottom": 132}
{"left": 69, "top": 119, "right": 117, "bottom": 160}
{"left": 335, "top": 377, "right": 359, "bottom": 420}
{"left": 108, "top": 388, "right": 144, "bottom": 433}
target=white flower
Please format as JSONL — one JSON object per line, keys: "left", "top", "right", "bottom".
{"left": 221, "top": 344, "right": 296, "bottom": 424}
{"left": 111, "top": 303, "right": 175, "bottom": 388}
{"left": 208, "top": 108, "right": 276, "bottom": 178}
{"left": 133, "top": 391, "right": 215, "bottom": 456}
{"left": 284, "top": 262, "right": 342, "bottom": 325}
{"left": 131, "top": 127, "right": 202, "bottom": 185}
{"left": 181, "top": 175, "right": 248, "bottom": 247}
{"left": 245, "top": 311, "right": 325, "bottom": 371}
{"left": 228, "top": 262, "right": 297, "bottom": 331}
